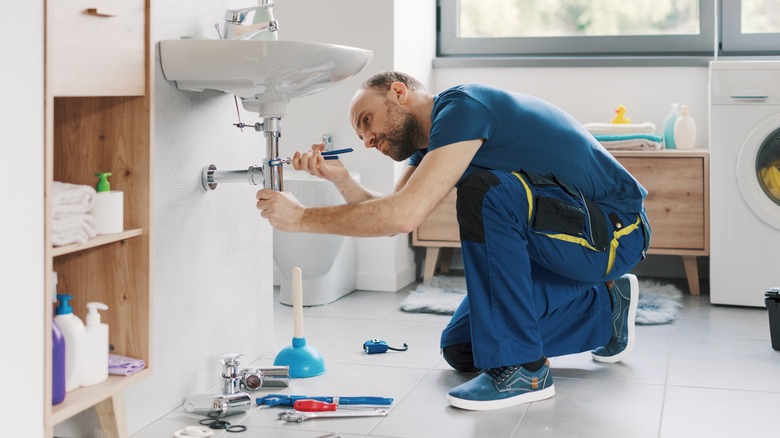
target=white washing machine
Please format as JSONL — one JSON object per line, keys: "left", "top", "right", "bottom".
{"left": 710, "top": 61, "right": 780, "bottom": 307}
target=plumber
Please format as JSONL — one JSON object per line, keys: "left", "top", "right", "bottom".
{"left": 256, "top": 71, "right": 651, "bottom": 411}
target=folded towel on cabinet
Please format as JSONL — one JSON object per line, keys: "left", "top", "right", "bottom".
{"left": 52, "top": 181, "right": 97, "bottom": 217}
{"left": 595, "top": 137, "right": 663, "bottom": 151}
{"left": 52, "top": 213, "right": 99, "bottom": 246}
{"left": 109, "top": 354, "right": 146, "bottom": 376}
{"left": 583, "top": 122, "right": 657, "bottom": 136}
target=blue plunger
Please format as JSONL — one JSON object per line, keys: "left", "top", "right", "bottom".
{"left": 274, "top": 267, "right": 326, "bottom": 378}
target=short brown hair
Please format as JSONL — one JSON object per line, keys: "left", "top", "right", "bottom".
{"left": 360, "top": 71, "right": 425, "bottom": 92}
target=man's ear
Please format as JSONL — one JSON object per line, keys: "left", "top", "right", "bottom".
{"left": 390, "top": 81, "right": 408, "bottom": 104}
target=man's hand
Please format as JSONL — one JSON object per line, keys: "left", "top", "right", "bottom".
{"left": 256, "top": 189, "right": 305, "bottom": 232}
{"left": 292, "top": 142, "right": 350, "bottom": 184}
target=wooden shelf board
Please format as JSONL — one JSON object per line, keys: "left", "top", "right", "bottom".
{"left": 51, "top": 368, "right": 151, "bottom": 425}
{"left": 51, "top": 229, "right": 144, "bottom": 257}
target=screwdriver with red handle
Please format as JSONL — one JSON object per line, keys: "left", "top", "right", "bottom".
{"left": 295, "top": 399, "right": 384, "bottom": 412}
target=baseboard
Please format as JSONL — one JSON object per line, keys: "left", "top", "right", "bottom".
{"left": 356, "top": 262, "right": 417, "bottom": 292}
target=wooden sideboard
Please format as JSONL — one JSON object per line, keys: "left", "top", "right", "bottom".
{"left": 412, "top": 149, "right": 710, "bottom": 294}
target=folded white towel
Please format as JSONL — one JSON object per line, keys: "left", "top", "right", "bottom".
{"left": 52, "top": 182, "right": 97, "bottom": 218}
{"left": 583, "top": 122, "right": 657, "bottom": 136}
{"left": 598, "top": 138, "right": 663, "bottom": 151}
{"left": 52, "top": 213, "right": 99, "bottom": 246}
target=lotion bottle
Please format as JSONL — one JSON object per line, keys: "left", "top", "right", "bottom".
{"left": 90, "top": 172, "right": 124, "bottom": 235}
{"left": 55, "top": 294, "right": 86, "bottom": 391}
{"left": 674, "top": 105, "right": 697, "bottom": 149}
{"left": 82, "top": 302, "right": 110, "bottom": 386}
{"left": 663, "top": 103, "right": 679, "bottom": 149}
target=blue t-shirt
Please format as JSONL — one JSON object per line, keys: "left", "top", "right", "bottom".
{"left": 408, "top": 84, "right": 647, "bottom": 213}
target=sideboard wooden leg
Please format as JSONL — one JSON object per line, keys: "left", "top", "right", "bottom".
{"left": 439, "top": 248, "right": 453, "bottom": 274}
{"left": 681, "top": 256, "right": 700, "bottom": 295}
{"left": 423, "top": 247, "right": 441, "bottom": 282}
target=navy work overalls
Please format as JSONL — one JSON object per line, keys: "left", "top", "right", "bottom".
{"left": 440, "top": 169, "right": 650, "bottom": 370}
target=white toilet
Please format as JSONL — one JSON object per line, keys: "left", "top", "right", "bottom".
{"left": 273, "top": 170, "right": 359, "bottom": 306}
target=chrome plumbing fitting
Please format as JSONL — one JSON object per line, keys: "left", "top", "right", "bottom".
{"left": 201, "top": 117, "right": 283, "bottom": 191}
{"left": 219, "top": 353, "right": 289, "bottom": 395}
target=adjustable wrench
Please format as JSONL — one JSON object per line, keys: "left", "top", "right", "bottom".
{"left": 277, "top": 408, "right": 389, "bottom": 423}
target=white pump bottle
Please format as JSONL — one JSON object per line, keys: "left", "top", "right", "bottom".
{"left": 81, "top": 302, "right": 110, "bottom": 386}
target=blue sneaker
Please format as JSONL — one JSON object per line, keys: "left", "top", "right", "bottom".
{"left": 447, "top": 361, "right": 554, "bottom": 411}
{"left": 591, "top": 273, "right": 639, "bottom": 363}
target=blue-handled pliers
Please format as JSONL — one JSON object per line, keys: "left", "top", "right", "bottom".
{"left": 256, "top": 393, "right": 393, "bottom": 407}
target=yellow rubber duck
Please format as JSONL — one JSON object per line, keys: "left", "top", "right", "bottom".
{"left": 611, "top": 105, "right": 632, "bottom": 124}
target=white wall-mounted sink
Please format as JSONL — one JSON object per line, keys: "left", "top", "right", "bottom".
{"left": 159, "top": 40, "right": 373, "bottom": 116}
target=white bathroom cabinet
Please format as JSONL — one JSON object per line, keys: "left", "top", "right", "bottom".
{"left": 43, "top": 1, "right": 153, "bottom": 437}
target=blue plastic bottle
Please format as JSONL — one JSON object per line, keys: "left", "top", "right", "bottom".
{"left": 663, "top": 103, "right": 679, "bottom": 149}
{"left": 52, "top": 318, "right": 66, "bottom": 405}
{"left": 55, "top": 293, "right": 86, "bottom": 391}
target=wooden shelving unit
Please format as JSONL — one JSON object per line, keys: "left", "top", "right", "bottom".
{"left": 43, "top": 1, "right": 153, "bottom": 437}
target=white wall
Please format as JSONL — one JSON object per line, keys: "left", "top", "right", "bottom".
{"left": 0, "top": 1, "right": 45, "bottom": 437}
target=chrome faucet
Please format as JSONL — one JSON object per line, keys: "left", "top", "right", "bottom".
{"left": 223, "top": 1, "right": 279, "bottom": 40}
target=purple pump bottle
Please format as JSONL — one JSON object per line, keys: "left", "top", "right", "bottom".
{"left": 52, "top": 318, "right": 66, "bottom": 405}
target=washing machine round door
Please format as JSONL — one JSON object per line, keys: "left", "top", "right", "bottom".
{"left": 736, "top": 112, "right": 780, "bottom": 230}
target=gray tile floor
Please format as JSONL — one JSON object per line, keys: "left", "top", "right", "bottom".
{"left": 134, "top": 279, "right": 780, "bottom": 438}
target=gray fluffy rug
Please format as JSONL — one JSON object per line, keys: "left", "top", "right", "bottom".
{"left": 400, "top": 276, "right": 683, "bottom": 325}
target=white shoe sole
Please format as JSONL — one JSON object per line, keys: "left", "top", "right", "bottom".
{"left": 447, "top": 385, "right": 555, "bottom": 411}
{"left": 592, "top": 273, "right": 639, "bottom": 363}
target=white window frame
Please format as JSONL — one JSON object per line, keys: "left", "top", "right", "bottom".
{"left": 438, "top": 0, "right": 780, "bottom": 59}
{"left": 720, "top": 0, "right": 780, "bottom": 54}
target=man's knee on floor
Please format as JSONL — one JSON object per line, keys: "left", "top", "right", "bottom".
{"left": 442, "top": 343, "right": 478, "bottom": 373}
{"left": 457, "top": 171, "right": 501, "bottom": 243}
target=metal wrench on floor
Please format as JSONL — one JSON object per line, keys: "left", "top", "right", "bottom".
{"left": 278, "top": 408, "right": 389, "bottom": 423}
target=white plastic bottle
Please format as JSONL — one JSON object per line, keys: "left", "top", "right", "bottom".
{"left": 90, "top": 172, "right": 124, "bottom": 235}
{"left": 674, "top": 105, "right": 697, "bottom": 149}
{"left": 54, "top": 294, "right": 86, "bottom": 391}
{"left": 81, "top": 302, "right": 110, "bottom": 386}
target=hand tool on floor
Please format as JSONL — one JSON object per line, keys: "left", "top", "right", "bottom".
{"left": 362, "top": 339, "right": 408, "bottom": 354}
{"left": 294, "top": 400, "right": 388, "bottom": 412}
{"left": 256, "top": 394, "right": 394, "bottom": 407}
{"left": 277, "top": 409, "right": 389, "bottom": 423}
{"left": 273, "top": 267, "right": 326, "bottom": 378}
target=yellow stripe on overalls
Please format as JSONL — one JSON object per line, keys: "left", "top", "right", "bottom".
{"left": 512, "top": 172, "right": 534, "bottom": 224}
{"left": 512, "top": 171, "right": 641, "bottom": 276}
{"left": 605, "top": 216, "right": 641, "bottom": 276}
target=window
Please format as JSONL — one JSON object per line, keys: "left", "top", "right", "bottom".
{"left": 438, "top": 0, "right": 780, "bottom": 58}
{"left": 722, "top": 0, "right": 780, "bottom": 54}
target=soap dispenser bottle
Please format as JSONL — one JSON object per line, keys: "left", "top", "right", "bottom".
{"left": 674, "top": 105, "right": 697, "bottom": 149}
{"left": 82, "top": 302, "right": 110, "bottom": 386}
{"left": 90, "top": 172, "right": 123, "bottom": 235}
{"left": 663, "top": 103, "right": 679, "bottom": 149}
{"left": 54, "top": 294, "right": 86, "bottom": 391}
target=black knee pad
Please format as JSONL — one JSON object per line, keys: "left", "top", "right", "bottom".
{"left": 442, "top": 342, "right": 478, "bottom": 373}
{"left": 457, "top": 171, "right": 500, "bottom": 243}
